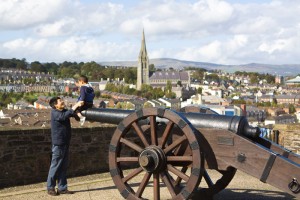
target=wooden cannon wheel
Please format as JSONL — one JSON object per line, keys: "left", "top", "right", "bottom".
{"left": 180, "top": 106, "right": 237, "bottom": 197}
{"left": 109, "top": 108, "right": 204, "bottom": 200}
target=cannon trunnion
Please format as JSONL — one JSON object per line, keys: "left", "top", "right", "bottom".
{"left": 82, "top": 107, "right": 300, "bottom": 200}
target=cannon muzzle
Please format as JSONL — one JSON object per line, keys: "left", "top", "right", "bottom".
{"left": 82, "top": 108, "right": 260, "bottom": 138}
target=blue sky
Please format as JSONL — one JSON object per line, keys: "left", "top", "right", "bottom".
{"left": 0, "top": 0, "right": 299, "bottom": 65}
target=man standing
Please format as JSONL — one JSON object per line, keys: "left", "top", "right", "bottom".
{"left": 46, "top": 97, "right": 83, "bottom": 196}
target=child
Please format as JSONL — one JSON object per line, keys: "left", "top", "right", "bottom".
{"left": 74, "top": 75, "right": 95, "bottom": 125}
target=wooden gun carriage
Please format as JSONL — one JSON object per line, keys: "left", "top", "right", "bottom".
{"left": 82, "top": 107, "right": 300, "bottom": 200}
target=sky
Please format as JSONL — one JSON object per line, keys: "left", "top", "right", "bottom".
{"left": 0, "top": 0, "right": 299, "bottom": 65}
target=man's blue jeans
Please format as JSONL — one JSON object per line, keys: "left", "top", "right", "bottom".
{"left": 47, "top": 145, "right": 69, "bottom": 191}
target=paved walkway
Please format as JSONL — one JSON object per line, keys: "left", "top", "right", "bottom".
{"left": 0, "top": 170, "right": 297, "bottom": 200}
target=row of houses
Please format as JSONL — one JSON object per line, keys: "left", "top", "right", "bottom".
{"left": 0, "top": 84, "right": 64, "bottom": 93}
{"left": 0, "top": 68, "right": 54, "bottom": 83}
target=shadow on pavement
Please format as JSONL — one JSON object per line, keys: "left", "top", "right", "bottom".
{"left": 73, "top": 183, "right": 296, "bottom": 200}
{"left": 72, "top": 185, "right": 117, "bottom": 193}
{"left": 214, "top": 188, "right": 296, "bottom": 200}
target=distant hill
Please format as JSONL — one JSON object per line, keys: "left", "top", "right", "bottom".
{"left": 100, "top": 58, "right": 300, "bottom": 76}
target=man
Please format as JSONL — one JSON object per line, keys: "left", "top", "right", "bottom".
{"left": 46, "top": 97, "right": 83, "bottom": 196}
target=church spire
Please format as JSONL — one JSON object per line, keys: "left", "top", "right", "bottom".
{"left": 139, "top": 29, "right": 147, "bottom": 59}
{"left": 137, "top": 29, "right": 149, "bottom": 90}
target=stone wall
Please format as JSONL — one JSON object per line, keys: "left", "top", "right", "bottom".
{"left": 273, "top": 124, "right": 300, "bottom": 154}
{"left": 0, "top": 126, "right": 116, "bottom": 188}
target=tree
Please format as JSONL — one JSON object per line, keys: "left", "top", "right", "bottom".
{"left": 123, "top": 68, "right": 137, "bottom": 84}
{"left": 289, "top": 104, "right": 296, "bottom": 114}
{"left": 191, "top": 69, "right": 205, "bottom": 81}
{"left": 165, "top": 91, "right": 176, "bottom": 99}
{"left": 59, "top": 67, "right": 76, "bottom": 78}
{"left": 95, "top": 91, "right": 101, "bottom": 98}
{"left": 144, "top": 102, "right": 153, "bottom": 108}
{"left": 166, "top": 80, "right": 172, "bottom": 93}
{"left": 152, "top": 88, "right": 164, "bottom": 99}
{"left": 205, "top": 73, "right": 220, "bottom": 83}
{"left": 177, "top": 80, "right": 182, "bottom": 87}
{"left": 30, "top": 61, "right": 46, "bottom": 72}
{"left": 250, "top": 75, "right": 259, "bottom": 84}
{"left": 105, "top": 83, "right": 118, "bottom": 92}
{"left": 115, "top": 102, "right": 122, "bottom": 109}
{"left": 196, "top": 87, "right": 202, "bottom": 94}
{"left": 125, "top": 102, "right": 134, "bottom": 110}
{"left": 149, "top": 64, "right": 156, "bottom": 73}
{"left": 271, "top": 98, "right": 278, "bottom": 107}
{"left": 16, "top": 58, "right": 27, "bottom": 69}
{"left": 81, "top": 61, "right": 103, "bottom": 80}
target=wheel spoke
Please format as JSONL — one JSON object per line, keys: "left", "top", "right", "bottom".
{"left": 136, "top": 172, "right": 152, "bottom": 197}
{"left": 167, "top": 156, "right": 193, "bottom": 162}
{"left": 161, "top": 171, "right": 176, "bottom": 198}
{"left": 150, "top": 116, "right": 158, "bottom": 145}
{"left": 122, "top": 167, "right": 143, "bottom": 183}
{"left": 167, "top": 164, "right": 189, "bottom": 182}
{"left": 120, "top": 137, "right": 143, "bottom": 153}
{"left": 173, "top": 141, "right": 189, "bottom": 156}
{"left": 174, "top": 166, "right": 188, "bottom": 186}
{"left": 153, "top": 173, "right": 160, "bottom": 200}
{"left": 117, "top": 157, "right": 139, "bottom": 162}
{"left": 160, "top": 121, "right": 174, "bottom": 148}
{"left": 203, "top": 170, "right": 214, "bottom": 187}
{"left": 164, "top": 135, "right": 187, "bottom": 154}
{"left": 132, "top": 122, "right": 150, "bottom": 147}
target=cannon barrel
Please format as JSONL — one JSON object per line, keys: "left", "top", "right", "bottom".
{"left": 82, "top": 108, "right": 133, "bottom": 124}
{"left": 82, "top": 108, "right": 260, "bottom": 138}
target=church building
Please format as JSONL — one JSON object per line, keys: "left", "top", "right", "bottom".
{"left": 136, "top": 30, "right": 190, "bottom": 90}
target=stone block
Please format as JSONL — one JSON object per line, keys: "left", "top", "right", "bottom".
{"left": 82, "top": 135, "right": 92, "bottom": 143}
{"left": 31, "top": 135, "right": 45, "bottom": 142}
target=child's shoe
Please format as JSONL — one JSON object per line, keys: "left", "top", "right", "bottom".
{"left": 80, "top": 116, "right": 86, "bottom": 126}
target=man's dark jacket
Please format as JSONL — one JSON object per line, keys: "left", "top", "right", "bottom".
{"left": 50, "top": 108, "right": 74, "bottom": 145}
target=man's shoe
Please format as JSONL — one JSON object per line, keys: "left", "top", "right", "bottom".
{"left": 47, "top": 189, "right": 58, "bottom": 196}
{"left": 57, "top": 189, "right": 75, "bottom": 194}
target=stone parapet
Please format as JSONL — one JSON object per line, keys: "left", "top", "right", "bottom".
{"left": 273, "top": 124, "right": 300, "bottom": 154}
{"left": 0, "top": 126, "right": 116, "bottom": 188}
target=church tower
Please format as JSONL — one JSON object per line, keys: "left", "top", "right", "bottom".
{"left": 136, "top": 29, "right": 149, "bottom": 90}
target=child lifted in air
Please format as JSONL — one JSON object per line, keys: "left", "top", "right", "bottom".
{"left": 74, "top": 75, "right": 95, "bottom": 125}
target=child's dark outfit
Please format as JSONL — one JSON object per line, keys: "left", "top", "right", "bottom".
{"left": 77, "top": 83, "right": 95, "bottom": 112}
{"left": 74, "top": 83, "right": 95, "bottom": 121}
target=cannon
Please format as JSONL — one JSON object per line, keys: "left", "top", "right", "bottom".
{"left": 82, "top": 107, "right": 300, "bottom": 200}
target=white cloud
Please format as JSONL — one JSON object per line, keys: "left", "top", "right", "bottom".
{"left": 0, "top": 0, "right": 70, "bottom": 30}
{"left": 258, "top": 39, "right": 290, "bottom": 54}
{"left": 0, "top": 0, "right": 300, "bottom": 64}
{"left": 3, "top": 38, "right": 47, "bottom": 52}
{"left": 177, "top": 40, "right": 222, "bottom": 62}
{"left": 35, "top": 18, "right": 77, "bottom": 37}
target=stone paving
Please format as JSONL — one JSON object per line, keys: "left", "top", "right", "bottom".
{"left": 0, "top": 170, "right": 297, "bottom": 200}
